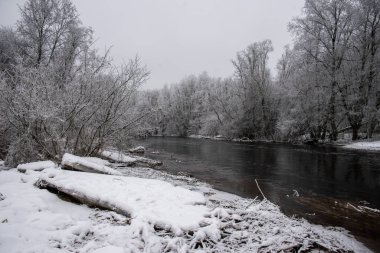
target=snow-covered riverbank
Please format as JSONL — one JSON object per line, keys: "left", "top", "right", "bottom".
{"left": 343, "top": 140, "right": 380, "bottom": 151}
{"left": 0, "top": 154, "right": 371, "bottom": 252}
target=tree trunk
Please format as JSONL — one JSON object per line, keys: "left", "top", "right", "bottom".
{"left": 367, "top": 117, "right": 378, "bottom": 139}
{"left": 352, "top": 126, "right": 359, "bottom": 141}
{"left": 328, "top": 81, "right": 338, "bottom": 141}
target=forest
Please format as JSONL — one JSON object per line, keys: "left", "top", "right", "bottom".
{"left": 1, "top": 0, "right": 380, "bottom": 165}
{"left": 138, "top": 0, "right": 380, "bottom": 142}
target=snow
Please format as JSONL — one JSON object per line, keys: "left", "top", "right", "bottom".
{"left": 92, "top": 246, "right": 126, "bottom": 253}
{"left": 0, "top": 157, "right": 371, "bottom": 252}
{"left": 16, "top": 160, "right": 57, "bottom": 171}
{"left": 344, "top": 141, "right": 380, "bottom": 151}
{"left": 115, "top": 165, "right": 371, "bottom": 252}
{"left": 100, "top": 150, "right": 137, "bottom": 163}
{"left": 39, "top": 169, "right": 208, "bottom": 231}
{"left": 62, "top": 153, "right": 121, "bottom": 175}
{"left": 82, "top": 157, "right": 110, "bottom": 166}
{"left": 0, "top": 170, "right": 93, "bottom": 253}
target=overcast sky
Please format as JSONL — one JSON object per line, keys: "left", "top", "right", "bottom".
{"left": 0, "top": 0, "right": 305, "bottom": 89}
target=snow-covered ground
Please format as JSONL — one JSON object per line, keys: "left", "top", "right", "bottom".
{"left": 0, "top": 157, "right": 371, "bottom": 252}
{"left": 343, "top": 140, "right": 380, "bottom": 151}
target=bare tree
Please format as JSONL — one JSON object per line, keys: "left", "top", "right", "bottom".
{"left": 17, "top": 0, "right": 81, "bottom": 67}
{"left": 339, "top": 0, "right": 380, "bottom": 139}
{"left": 232, "top": 40, "right": 278, "bottom": 138}
{"left": 290, "top": 0, "right": 354, "bottom": 140}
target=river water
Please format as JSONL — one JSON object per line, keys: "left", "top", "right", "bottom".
{"left": 139, "top": 137, "right": 380, "bottom": 251}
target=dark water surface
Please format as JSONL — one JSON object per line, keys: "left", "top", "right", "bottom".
{"left": 139, "top": 137, "right": 380, "bottom": 251}
{"left": 140, "top": 137, "right": 380, "bottom": 206}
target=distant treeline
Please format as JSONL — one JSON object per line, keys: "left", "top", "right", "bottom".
{"left": 137, "top": 0, "right": 380, "bottom": 142}
{"left": 1, "top": 0, "right": 380, "bottom": 165}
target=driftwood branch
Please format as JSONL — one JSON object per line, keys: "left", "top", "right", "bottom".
{"left": 131, "top": 155, "right": 163, "bottom": 167}
{"left": 255, "top": 179, "right": 266, "bottom": 200}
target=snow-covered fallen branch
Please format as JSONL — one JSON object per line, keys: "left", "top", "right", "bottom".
{"left": 100, "top": 150, "right": 137, "bottom": 165}
{"left": 128, "top": 146, "right": 145, "bottom": 154}
{"left": 100, "top": 150, "right": 162, "bottom": 167}
{"left": 128, "top": 154, "right": 163, "bottom": 167}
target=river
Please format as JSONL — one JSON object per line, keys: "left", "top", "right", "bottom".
{"left": 138, "top": 137, "right": 380, "bottom": 251}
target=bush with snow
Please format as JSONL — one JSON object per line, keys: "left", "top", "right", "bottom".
{"left": 0, "top": 0, "right": 149, "bottom": 166}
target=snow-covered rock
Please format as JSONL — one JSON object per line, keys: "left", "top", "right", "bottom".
{"left": 62, "top": 153, "right": 121, "bottom": 175}
{"left": 17, "top": 160, "right": 57, "bottom": 172}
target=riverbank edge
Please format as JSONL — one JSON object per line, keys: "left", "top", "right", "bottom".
{"left": 145, "top": 134, "right": 380, "bottom": 151}
{"left": 137, "top": 140, "right": 380, "bottom": 251}
{"left": 0, "top": 153, "right": 371, "bottom": 252}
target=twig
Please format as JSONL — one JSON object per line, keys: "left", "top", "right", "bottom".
{"left": 358, "top": 205, "right": 380, "bottom": 213}
{"left": 347, "top": 202, "right": 363, "bottom": 212}
{"left": 255, "top": 179, "right": 266, "bottom": 200}
{"left": 245, "top": 196, "right": 258, "bottom": 209}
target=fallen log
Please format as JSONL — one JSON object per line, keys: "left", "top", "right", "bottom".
{"left": 35, "top": 178, "right": 130, "bottom": 217}
{"left": 130, "top": 155, "right": 162, "bottom": 167}
{"left": 34, "top": 170, "right": 208, "bottom": 231}
{"left": 61, "top": 153, "right": 121, "bottom": 175}
{"left": 100, "top": 150, "right": 162, "bottom": 168}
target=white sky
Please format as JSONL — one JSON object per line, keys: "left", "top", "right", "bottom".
{"left": 0, "top": 0, "right": 305, "bottom": 89}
